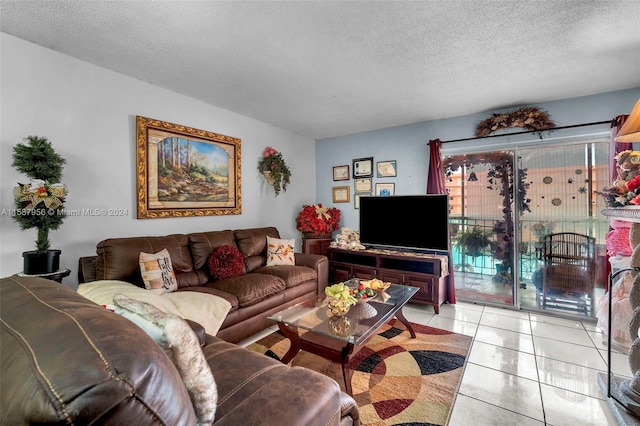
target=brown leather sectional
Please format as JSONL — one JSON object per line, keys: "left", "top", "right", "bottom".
{"left": 0, "top": 276, "right": 360, "bottom": 425}
{"left": 78, "top": 226, "right": 329, "bottom": 343}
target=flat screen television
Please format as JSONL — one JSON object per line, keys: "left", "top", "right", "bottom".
{"left": 359, "top": 194, "right": 450, "bottom": 253}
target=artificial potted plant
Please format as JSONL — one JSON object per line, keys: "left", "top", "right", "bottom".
{"left": 296, "top": 203, "right": 341, "bottom": 238}
{"left": 455, "top": 226, "right": 492, "bottom": 257}
{"left": 257, "top": 146, "right": 291, "bottom": 196}
{"left": 12, "top": 136, "right": 68, "bottom": 274}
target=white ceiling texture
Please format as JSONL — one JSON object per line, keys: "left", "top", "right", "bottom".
{"left": 1, "top": 1, "right": 639, "bottom": 140}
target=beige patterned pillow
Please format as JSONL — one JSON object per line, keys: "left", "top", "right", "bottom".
{"left": 266, "top": 236, "right": 295, "bottom": 266}
{"left": 113, "top": 293, "right": 217, "bottom": 425}
{"left": 139, "top": 248, "right": 178, "bottom": 293}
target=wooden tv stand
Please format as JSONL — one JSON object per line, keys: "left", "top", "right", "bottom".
{"left": 327, "top": 247, "right": 449, "bottom": 314}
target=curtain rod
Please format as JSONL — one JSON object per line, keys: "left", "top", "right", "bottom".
{"left": 439, "top": 120, "right": 613, "bottom": 144}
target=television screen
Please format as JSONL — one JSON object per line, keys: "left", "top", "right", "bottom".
{"left": 359, "top": 194, "right": 450, "bottom": 252}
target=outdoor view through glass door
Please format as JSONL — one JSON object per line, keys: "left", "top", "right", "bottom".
{"left": 444, "top": 138, "right": 610, "bottom": 318}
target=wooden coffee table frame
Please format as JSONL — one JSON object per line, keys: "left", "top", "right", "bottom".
{"left": 274, "top": 287, "right": 417, "bottom": 395}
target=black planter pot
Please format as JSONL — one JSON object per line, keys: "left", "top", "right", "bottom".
{"left": 22, "top": 249, "right": 61, "bottom": 275}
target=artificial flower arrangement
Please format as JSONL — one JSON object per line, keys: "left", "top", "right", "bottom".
{"left": 598, "top": 150, "right": 640, "bottom": 207}
{"left": 295, "top": 203, "right": 341, "bottom": 237}
{"left": 257, "top": 146, "right": 291, "bottom": 196}
{"left": 325, "top": 282, "right": 356, "bottom": 316}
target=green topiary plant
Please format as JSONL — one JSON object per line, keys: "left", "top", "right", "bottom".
{"left": 12, "top": 136, "right": 67, "bottom": 253}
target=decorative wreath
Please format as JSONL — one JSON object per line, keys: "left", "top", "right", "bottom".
{"left": 208, "top": 245, "right": 245, "bottom": 280}
{"left": 475, "top": 107, "right": 555, "bottom": 138}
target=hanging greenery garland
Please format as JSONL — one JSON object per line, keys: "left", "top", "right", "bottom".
{"left": 475, "top": 106, "right": 556, "bottom": 138}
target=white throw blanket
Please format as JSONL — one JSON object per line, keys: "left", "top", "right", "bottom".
{"left": 77, "top": 280, "right": 232, "bottom": 336}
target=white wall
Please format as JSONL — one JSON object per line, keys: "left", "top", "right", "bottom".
{"left": 0, "top": 34, "right": 317, "bottom": 288}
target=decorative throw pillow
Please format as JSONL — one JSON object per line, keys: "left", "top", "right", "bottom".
{"left": 112, "top": 293, "right": 217, "bottom": 425}
{"left": 266, "top": 236, "right": 295, "bottom": 266}
{"left": 208, "top": 245, "right": 245, "bottom": 280}
{"left": 139, "top": 248, "right": 178, "bottom": 293}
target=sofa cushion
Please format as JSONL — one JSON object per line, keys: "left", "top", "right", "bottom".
{"left": 139, "top": 248, "right": 178, "bottom": 293}
{"left": 188, "top": 230, "right": 238, "bottom": 270}
{"left": 97, "top": 234, "right": 200, "bottom": 288}
{"left": 208, "top": 245, "right": 245, "bottom": 280}
{"left": 234, "top": 227, "right": 280, "bottom": 272}
{"left": 209, "top": 273, "right": 286, "bottom": 307}
{"left": 253, "top": 265, "right": 317, "bottom": 289}
{"left": 77, "top": 280, "right": 232, "bottom": 336}
{"left": 0, "top": 276, "right": 197, "bottom": 425}
{"left": 266, "top": 236, "right": 295, "bottom": 266}
{"left": 113, "top": 294, "right": 217, "bottom": 425}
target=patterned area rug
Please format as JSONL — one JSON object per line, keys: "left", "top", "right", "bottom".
{"left": 247, "top": 321, "right": 472, "bottom": 426}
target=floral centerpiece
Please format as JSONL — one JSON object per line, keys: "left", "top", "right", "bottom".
{"left": 295, "top": 203, "right": 341, "bottom": 238}
{"left": 12, "top": 136, "right": 68, "bottom": 274}
{"left": 598, "top": 150, "right": 640, "bottom": 207}
{"left": 257, "top": 146, "right": 291, "bottom": 196}
{"left": 325, "top": 282, "right": 356, "bottom": 316}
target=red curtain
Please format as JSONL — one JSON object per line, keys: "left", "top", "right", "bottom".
{"left": 427, "top": 139, "right": 456, "bottom": 304}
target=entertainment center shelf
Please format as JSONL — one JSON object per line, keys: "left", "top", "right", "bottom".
{"left": 327, "top": 247, "right": 449, "bottom": 314}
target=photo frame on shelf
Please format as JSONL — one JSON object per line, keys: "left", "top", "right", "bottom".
{"left": 352, "top": 157, "right": 373, "bottom": 178}
{"left": 354, "top": 178, "right": 372, "bottom": 193}
{"left": 332, "top": 186, "right": 350, "bottom": 203}
{"left": 333, "top": 165, "right": 350, "bottom": 181}
{"left": 375, "top": 183, "right": 395, "bottom": 197}
{"left": 377, "top": 160, "right": 397, "bottom": 177}
{"left": 135, "top": 116, "right": 241, "bottom": 218}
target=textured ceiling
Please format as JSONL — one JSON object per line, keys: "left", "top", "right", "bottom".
{"left": 1, "top": 1, "right": 639, "bottom": 140}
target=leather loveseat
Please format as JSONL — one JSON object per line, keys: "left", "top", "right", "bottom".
{"left": 0, "top": 276, "right": 360, "bottom": 425}
{"left": 78, "top": 227, "right": 328, "bottom": 343}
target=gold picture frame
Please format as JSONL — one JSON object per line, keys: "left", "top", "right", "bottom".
{"left": 136, "top": 116, "right": 241, "bottom": 219}
{"left": 332, "top": 186, "right": 350, "bottom": 203}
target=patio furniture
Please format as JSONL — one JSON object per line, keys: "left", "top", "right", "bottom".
{"left": 538, "top": 232, "right": 597, "bottom": 315}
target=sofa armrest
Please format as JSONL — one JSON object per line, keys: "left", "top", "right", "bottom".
{"left": 185, "top": 319, "right": 206, "bottom": 347}
{"left": 340, "top": 393, "right": 360, "bottom": 425}
{"left": 78, "top": 256, "right": 98, "bottom": 283}
{"left": 294, "top": 253, "right": 329, "bottom": 295}
{"left": 214, "top": 367, "right": 354, "bottom": 426}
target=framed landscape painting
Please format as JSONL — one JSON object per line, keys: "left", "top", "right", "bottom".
{"left": 136, "top": 116, "right": 241, "bottom": 218}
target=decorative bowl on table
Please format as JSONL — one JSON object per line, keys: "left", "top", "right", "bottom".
{"left": 348, "top": 283, "right": 377, "bottom": 303}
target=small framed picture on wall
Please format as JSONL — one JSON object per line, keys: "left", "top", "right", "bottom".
{"left": 377, "top": 160, "right": 397, "bottom": 177}
{"left": 352, "top": 157, "right": 373, "bottom": 178}
{"left": 354, "top": 193, "right": 369, "bottom": 209}
{"left": 333, "top": 165, "right": 349, "bottom": 181}
{"left": 332, "top": 186, "right": 350, "bottom": 203}
{"left": 375, "top": 183, "right": 395, "bottom": 196}
{"left": 354, "top": 178, "right": 372, "bottom": 193}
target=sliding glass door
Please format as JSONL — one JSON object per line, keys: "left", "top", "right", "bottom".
{"left": 444, "top": 136, "right": 609, "bottom": 317}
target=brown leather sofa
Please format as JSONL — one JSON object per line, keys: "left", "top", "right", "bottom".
{"left": 78, "top": 227, "right": 328, "bottom": 343}
{"left": 0, "top": 276, "right": 359, "bottom": 425}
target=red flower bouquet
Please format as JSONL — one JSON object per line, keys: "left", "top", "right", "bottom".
{"left": 296, "top": 204, "right": 341, "bottom": 237}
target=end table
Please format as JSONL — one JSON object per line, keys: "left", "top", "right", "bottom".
{"left": 17, "top": 268, "right": 71, "bottom": 283}
{"left": 302, "top": 238, "right": 333, "bottom": 257}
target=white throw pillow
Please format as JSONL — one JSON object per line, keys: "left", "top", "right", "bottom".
{"left": 266, "top": 236, "right": 295, "bottom": 266}
{"left": 139, "top": 248, "right": 178, "bottom": 293}
{"left": 113, "top": 293, "right": 217, "bottom": 425}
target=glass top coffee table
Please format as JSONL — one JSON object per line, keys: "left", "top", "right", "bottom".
{"left": 267, "top": 280, "right": 418, "bottom": 395}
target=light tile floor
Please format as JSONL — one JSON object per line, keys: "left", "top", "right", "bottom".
{"left": 239, "top": 301, "right": 627, "bottom": 425}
